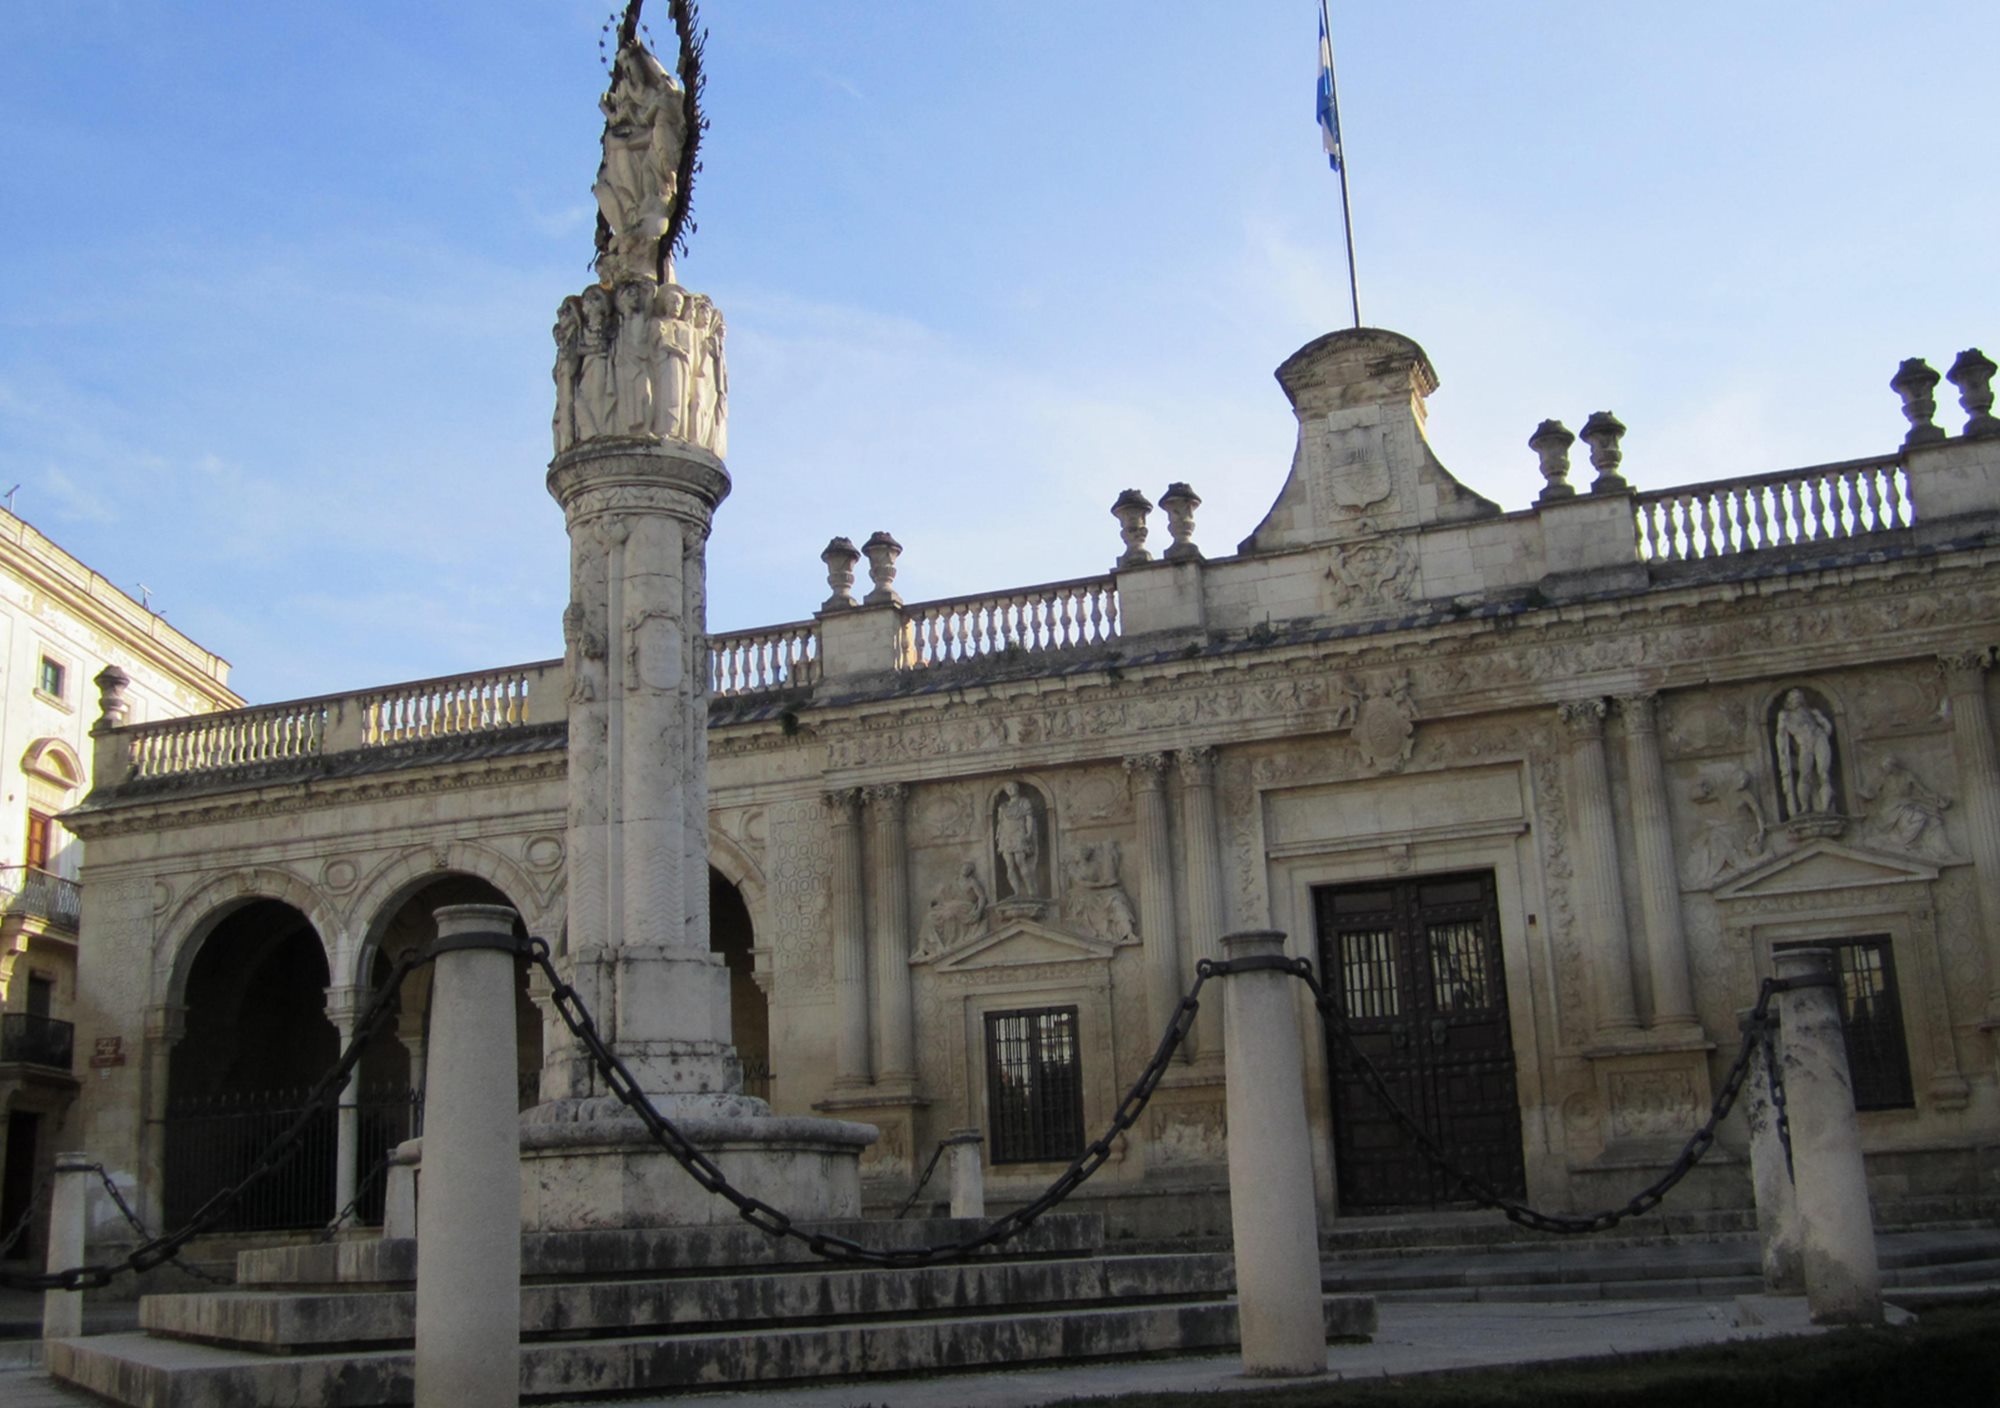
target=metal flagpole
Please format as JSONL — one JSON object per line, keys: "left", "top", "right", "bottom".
{"left": 1319, "top": 0, "right": 1360, "bottom": 328}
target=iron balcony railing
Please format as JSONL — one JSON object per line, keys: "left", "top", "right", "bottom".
{"left": 0, "top": 1013, "right": 75, "bottom": 1070}
{"left": 0, "top": 866, "right": 80, "bottom": 931}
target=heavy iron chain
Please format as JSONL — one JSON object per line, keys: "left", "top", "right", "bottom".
{"left": 318, "top": 1145, "right": 403, "bottom": 1244}
{"left": 529, "top": 938, "right": 1205, "bottom": 1266}
{"left": 92, "top": 1165, "right": 233, "bottom": 1286}
{"left": 0, "top": 946, "right": 429, "bottom": 1293}
{"left": 1284, "top": 951, "right": 1797, "bottom": 1233}
{"left": 893, "top": 1140, "right": 949, "bottom": 1220}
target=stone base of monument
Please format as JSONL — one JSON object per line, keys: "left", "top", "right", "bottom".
{"left": 516, "top": 1104, "right": 877, "bottom": 1230}
{"left": 47, "top": 1214, "right": 1378, "bottom": 1407}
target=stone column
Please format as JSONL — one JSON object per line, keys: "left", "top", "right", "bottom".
{"left": 1177, "top": 747, "right": 1228, "bottom": 1060}
{"left": 326, "top": 984, "right": 367, "bottom": 1226}
{"left": 1221, "top": 931, "right": 1325, "bottom": 1377}
{"left": 1125, "top": 754, "right": 1184, "bottom": 1056}
{"left": 1617, "top": 694, "right": 1698, "bottom": 1031}
{"left": 1772, "top": 947, "right": 1881, "bottom": 1325}
{"left": 826, "top": 788, "right": 872, "bottom": 1088}
{"left": 42, "top": 1152, "right": 93, "bottom": 1340}
{"left": 548, "top": 432, "right": 736, "bottom": 1102}
{"left": 1939, "top": 651, "right": 2000, "bottom": 1024}
{"left": 867, "top": 784, "right": 915, "bottom": 1087}
{"left": 944, "top": 1128, "right": 986, "bottom": 1219}
{"left": 1558, "top": 699, "right": 1640, "bottom": 1037}
{"left": 414, "top": 904, "right": 523, "bottom": 1408}
{"left": 139, "top": 1001, "right": 186, "bottom": 1234}
{"left": 1739, "top": 1007, "right": 1803, "bottom": 1294}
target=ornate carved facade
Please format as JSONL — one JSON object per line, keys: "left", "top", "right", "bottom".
{"left": 59, "top": 328, "right": 2000, "bottom": 1244}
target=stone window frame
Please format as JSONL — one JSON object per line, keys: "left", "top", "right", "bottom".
{"left": 32, "top": 647, "right": 73, "bottom": 711}
{"left": 982, "top": 1003, "right": 1085, "bottom": 1164}
{"left": 957, "top": 971, "right": 1117, "bottom": 1184}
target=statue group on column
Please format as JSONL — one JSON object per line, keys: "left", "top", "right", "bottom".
{"left": 553, "top": 281, "right": 727, "bottom": 457}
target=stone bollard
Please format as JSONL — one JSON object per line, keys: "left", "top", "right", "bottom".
{"left": 1738, "top": 1007, "right": 1803, "bottom": 1294}
{"left": 414, "top": 905, "right": 523, "bottom": 1408}
{"left": 42, "top": 1152, "right": 94, "bottom": 1340}
{"left": 1220, "top": 930, "right": 1325, "bottom": 1377}
{"left": 384, "top": 1139, "right": 422, "bottom": 1241}
{"left": 944, "top": 1129, "right": 986, "bottom": 1219}
{"left": 1771, "top": 948, "right": 1881, "bottom": 1324}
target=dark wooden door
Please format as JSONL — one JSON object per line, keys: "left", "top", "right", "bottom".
{"left": 1314, "top": 871, "right": 1526, "bottom": 1210}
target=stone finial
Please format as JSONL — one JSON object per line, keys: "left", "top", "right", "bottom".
{"left": 92, "top": 665, "right": 131, "bottom": 733}
{"left": 1890, "top": 358, "right": 1946, "bottom": 447}
{"left": 1111, "top": 488, "right": 1154, "bottom": 567}
{"left": 861, "top": 531, "right": 903, "bottom": 607}
{"left": 1578, "top": 411, "right": 1630, "bottom": 493}
{"left": 820, "top": 536, "right": 860, "bottom": 611}
{"left": 1529, "top": 419, "right": 1577, "bottom": 503}
{"left": 1947, "top": 348, "right": 2000, "bottom": 438}
{"left": 1159, "top": 482, "right": 1203, "bottom": 562}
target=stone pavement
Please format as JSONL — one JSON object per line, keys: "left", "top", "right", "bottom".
{"left": 0, "top": 1298, "right": 1824, "bottom": 1407}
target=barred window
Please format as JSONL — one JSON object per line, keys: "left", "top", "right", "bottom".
{"left": 1776, "top": 937, "right": 1914, "bottom": 1111}
{"left": 985, "top": 1006, "right": 1084, "bottom": 1164}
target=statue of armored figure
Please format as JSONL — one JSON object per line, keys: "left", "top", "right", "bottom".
{"left": 551, "top": 278, "right": 729, "bottom": 456}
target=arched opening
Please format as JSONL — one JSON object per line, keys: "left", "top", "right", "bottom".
{"left": 165, "top": 900, "right": 336, "bottom": 1230}
{"left": 709, "top": 868, "right": 768, "bottom": 1102}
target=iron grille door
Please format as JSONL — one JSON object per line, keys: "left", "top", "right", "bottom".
{"left": 1315, "top": 871, "right": 1526, "bottom": 1210}
{"left": 985, "top": 1006, "right": 1084, "bottom": 1163}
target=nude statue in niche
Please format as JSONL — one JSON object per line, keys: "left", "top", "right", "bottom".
{"left": 1773, "top": 688, "right": 1837, "bottom": 816}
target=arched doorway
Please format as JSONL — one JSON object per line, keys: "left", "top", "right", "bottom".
{"left": 164, "top": 900, "right": 336, "bottom": 1230}
{"left": 709, "top": 868, "right": 769, "bottom": 1102}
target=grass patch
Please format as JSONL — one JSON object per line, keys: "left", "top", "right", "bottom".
{"left": 1053, "top": 1299, "right": 2000, "bottom": 1408}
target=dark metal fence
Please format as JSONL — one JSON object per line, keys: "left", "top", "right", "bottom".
{"left": 0, "top": 1013, "right": 74, "bottom": 1069}
{"left": 0, "top": 866, "right": 81, "bottom": 930}
{"left": 164, "top": 1086, "right": 422, "bottom": 1232}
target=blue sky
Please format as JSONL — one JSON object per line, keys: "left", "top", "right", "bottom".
{"left": 2, "top": 2, "right": 1995, "bottom": 703}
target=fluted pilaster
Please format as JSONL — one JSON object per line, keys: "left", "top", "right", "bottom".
{"left": 1177, "top": 746, "right": 1227, "bottom": 1059}
{"left": 1940, "top": 651, "right": 2000, "bottom": 1022}
{"left": 1558, "top": 698, "right": 1639, "bottom": 1037}
{"left": 1617, "top": 693, "right": 1698, "bottom": 1031}
{"left": 1125, "top": 753, "right": 1185, "bottom": 1057}
{"left": 867, "top": 783, "right": 915, "bottom": 1085}
{"left": 825, "top": 788, "right": 871, "bottom": 1085}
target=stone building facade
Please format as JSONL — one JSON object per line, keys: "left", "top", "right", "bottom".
{"left": 0, "top": 507, "right": 238, "bottom": 1260}
{"left": 60, "top": 329, "right": 2000, "bottom": 1248}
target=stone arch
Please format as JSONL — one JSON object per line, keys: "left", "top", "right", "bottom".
{"left": 707, "top": 830, "right": 769, "bottom": 944}
{"left": 346, "top": 840, "right": 553, "bottom": 990}
{"left": 21, "top": 737, "right": 83, "bottom": 789}
{"left": 160, "top": 867, "right": 340, "bottom": 1013}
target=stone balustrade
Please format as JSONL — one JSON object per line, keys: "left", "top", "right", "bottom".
{"left": 905, "top": 575, "right": 1121, "bottom": 666}
{"left": 1634, "top": 455, "right": 1914, "bottom": 563}
{"left": 358, "top": 665, "right": 543, "bottom": 744}
{"left": 128, "top": 697, "right": 330, "bottom": 778}
{"left": 711, "top": 620, "right": 819, "bottom": 696}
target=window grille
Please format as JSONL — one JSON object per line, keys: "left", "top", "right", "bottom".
{"left": 985, "top": 1006, "right": 1084, "bottom": 1164}
{"left": 1776, "top": 936, "right": 1914, "bottom": 1110}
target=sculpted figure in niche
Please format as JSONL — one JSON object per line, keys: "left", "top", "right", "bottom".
{"left": 689, "top": 296, "right": 727, "bottom": 453}
{"left": 653, "top": 286, "right": 694, "bottom": 442}
{"left": 611, "top": 280, "right": 660, "bottom": 435}
{"left": 594, "top": 44, "right": 686, "bottom": 282}
{"left": 916, "top": 861, "right": 988, "bottom": 958}
{"left": 1062, "top": 840, "right": 1140, "bottom": 945}
{"left": 575, "top": 285, "right": 617, "bottom": 441}
{"left": 994, "top": 782, "right": 1044, "bottom": 900}
{"left": 551, "top": 296, "right": 583, "bottom": 453}
{"left": 1861, "top": 754, "right": 1951, "bottom": 858}
{"left": 1772, "top": 688, "right": 1838, "bottom": 817}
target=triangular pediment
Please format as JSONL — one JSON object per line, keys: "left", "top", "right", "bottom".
{"left": 1714, "top": 840, "right": 1939, "bottom": 900}
{"left": 930, "top": 916, "right": 1115, "bottom": 972}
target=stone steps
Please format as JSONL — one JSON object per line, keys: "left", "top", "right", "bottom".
{"left": 50, "top": 1214, "right": 1377, "bottom": 1406}
{"left": 53, "top": 1296, "right": 1377, "bottom": 1407}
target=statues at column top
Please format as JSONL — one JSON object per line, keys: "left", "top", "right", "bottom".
{"left": 594, "top": 42, "right": 687, "bottom": 287}
{"left": 553, "top": 279, "right": 727, "bottom": 458}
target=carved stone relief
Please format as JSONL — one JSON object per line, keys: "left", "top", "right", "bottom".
{"left": 1682, "top": 764, "right": 1768, "bottom": 891}
{"left": 1059, "top": 840, "right": 1141, "bottom": 947}
{"left": 1660, "top": 693, "right": 1750, "bottom": 759}
{"left": 1324, "top": 536, "right": 1416, "bottom": 608}
{"left": 769, "top": 801, "right": 833, "bottom": 993}
{"left": 1350, "top": 674, "right": 1416, "bottom": 774}
{"left": 914, "top": 859, "right": 989, "bottom": 960}
{"left": 1851, "top": 671, "right": 1945, "bottom": 736}
{"left": 912, "top": 786, "right": 976, "bottom": 844}
{"left": 1607, "top": 1070, "right": 1699, "bottom": 1141}
{"left": 1856, "top": 753, "right": 1954, "bottom": 860}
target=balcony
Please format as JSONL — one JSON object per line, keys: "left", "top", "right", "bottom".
{"left": 0, "top": 1013, "right": 75, "bottom": 1071}
{"left": 0, "top": 866, "right": 81, "bottom": 932}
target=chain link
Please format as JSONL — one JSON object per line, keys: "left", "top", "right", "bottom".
{"left": 0, "top": 946, "right": 428, "bottom": 1293}
{"left": 1290, "top": 953, "right": 1789, "bottom": 1234}
{"left": 893, "top": 1141, "right": 949, "bottom": 1220}
{"left": 0, "top": 1176, "right": 49, "bottom": 1257}
{"left": 92, "top": 1166, "right": 233, "bottom": 1285}
{"left": 529, "top": 939, "right": 1204, "bottom": 1266}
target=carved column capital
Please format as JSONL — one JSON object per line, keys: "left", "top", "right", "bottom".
{"left": 1124, "top": 752, "right": 1171, "bottom": 787}
{"left": 145, "top": 1002, "right": 189, "bottom": 1046}
{"left": 864, "top": 782, "right": 909, "bottom": 814}
{"left": 1939, "top": 648, "right": 1995, "bottom": 691}
{"left": 324, "top": 984, "right": 370, "bottom": 1032}
{"left": 1615, "top": 692, "right": 1661, "bottom": 734}
{"left": 1557, "top": 697, "right": 1610, "bottom": 737}
{"left": 822, "top": 787, "right": 864, "bottom": 822}
{"left": 1175, "top": 745, "right": 1219, "bottom": 784}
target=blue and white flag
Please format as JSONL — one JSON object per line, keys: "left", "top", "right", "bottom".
{"left": 1316, "top": 4, "right": 1343, "bottom": 172}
